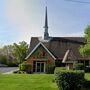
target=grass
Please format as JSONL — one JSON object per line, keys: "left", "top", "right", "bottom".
{"left": 0, "top": 74, "right": 58, "bottom": 90}
{"left": 0, "top": 73, "right": 90, "bottom": 90}
{"left": 85, "top": 73, "right": 90, "bottom": 80}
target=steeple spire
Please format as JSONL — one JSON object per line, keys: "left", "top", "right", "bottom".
{"left": 45, "top": 6, "right": 48, "bottom": 28}
{"left": 44, "top": 6, "right": 49, "bottom": 40}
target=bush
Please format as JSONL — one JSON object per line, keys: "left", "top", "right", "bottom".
{"left": 19, "top": 61, "right": 26, "bottom": 71}
{"left": 19, "top": 61, "right": 32, "bottom": 73}
{"left": 55, "top": 67, "right": 66, "bottom": 70}
{"left": 46, "top": 65, "right": 55, "bottom": 74}
{"left": 54, "top": 68, "right": 85, "bottom": 90}
{"left": 74, "top": 63, "right": 84, "bottom": 70}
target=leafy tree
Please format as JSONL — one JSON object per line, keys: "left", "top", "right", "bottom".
{"left": 0, "top": 41, "right": 28, "bottom": 67}
{"left": 0, "top": 45, "right": 15, "bottom": 65}
{"left": 13, "top": 41, "right": 28, "bottom": 64}
{"left": 79, "top": 25, "right": 90, "bottom": 56}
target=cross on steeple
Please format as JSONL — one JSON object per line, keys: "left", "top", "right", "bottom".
{"left": 44, "top": 6, "right": 49, "bottom": 40}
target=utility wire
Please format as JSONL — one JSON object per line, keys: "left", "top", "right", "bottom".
{"left": 65, "top": 0, "right": 90, "bottom": 4}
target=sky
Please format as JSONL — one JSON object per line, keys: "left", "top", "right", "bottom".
{"left": 0, "top": 0, "right": 90, "bottom": 45}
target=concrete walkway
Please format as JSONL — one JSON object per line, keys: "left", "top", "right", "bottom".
{"left": 0, "top": 67, "right": 18, "bottom": 74}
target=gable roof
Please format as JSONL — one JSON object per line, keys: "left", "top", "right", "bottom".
{"left": 62, "top": 49, "right": 77, "bottom": 63}
{"left": 25, "top": 42, "right": 56, "bottom": 60}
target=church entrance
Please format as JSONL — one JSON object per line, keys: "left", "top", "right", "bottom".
{"left": 33, "top": 61, "right": 46, "bottom": 73}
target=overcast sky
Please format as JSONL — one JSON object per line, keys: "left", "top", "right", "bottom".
{"left": 0, "top": 0, "right": 90, "bottom": 45}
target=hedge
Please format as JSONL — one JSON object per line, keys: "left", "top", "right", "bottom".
{"left": 74, "top": 63, "right": 84, "bottom": 70}
{"left": 54, "top": 68, "right": 85, "bottom": 90}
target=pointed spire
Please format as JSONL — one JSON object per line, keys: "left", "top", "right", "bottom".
{"left": 45, "top": 6, "right": 48, "bottom": 28}
{"left": 44, "top": 6, "right": 49, "bottom": 40}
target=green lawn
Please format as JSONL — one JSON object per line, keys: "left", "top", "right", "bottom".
{"left": 0, "top": 74, "right": 58, "bottom": 90}
{"left": 0, "top": 73, "right": 90, "bottom": 90}
{"left": 85, "top": 73, "right": 90, "bottom": 80}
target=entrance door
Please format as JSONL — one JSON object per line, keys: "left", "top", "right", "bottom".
{"left": 36, "top": 62, "right": 45, "bottom": 73}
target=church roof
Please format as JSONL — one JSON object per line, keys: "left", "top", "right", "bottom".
{"left": 27, "top": 36, "right": 88, "bottom": 60}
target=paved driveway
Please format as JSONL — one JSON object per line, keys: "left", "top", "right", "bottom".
{"left": 0, "top": 67, "right": 18, "bottom": 74}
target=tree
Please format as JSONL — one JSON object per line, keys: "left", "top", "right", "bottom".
{"left": 0, "top": 45, "right": 15, "bottom": 65}
{"left": 0, "top": 41, "right": 28, "bottom": 67}
{"left": 13, "top": 41, "right": 28, "bottom": 64}
{"left": 79, "top": 25, "right": 90, "bottom": 56}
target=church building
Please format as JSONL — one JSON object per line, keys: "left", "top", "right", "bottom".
{"left": 25, "top": 7, "right": 90, "bottom": 73}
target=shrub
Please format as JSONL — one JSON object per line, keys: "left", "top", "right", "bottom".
{"left": 74, "top": 63, "right": 84, "bottom": 70}
{"left": 19, "top": 61, "right": 26, "bottom": 71}
{"left": 54, "top": 68, "right": 85, "bottom": 90}
{"left": 46, "top": 65, "right": 55, "bottom": 74}
{"left": 19, "top": 61, "right": 32, "bottom": 73}
{"left": 55, "top": 67, "right": 66, "bottom": 70}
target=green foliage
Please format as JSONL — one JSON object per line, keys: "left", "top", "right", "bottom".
{"left": 0, "top": 41, "right": 28, "bottom": 67}
{"left": 19, "top": 61, "right": 26, "bottom": 71}
{"left": 55, "top": 67, "right": 66, "bottom": 71}
{"left": 74, "top": 63, "right": 84, "bottom": 70}
{"left": 79, "top": 25, "right": 90, "bottom": 56}
{"left": 46, "top": 65, "right": 55, "bottom": 74}
{"left": 19, "top": 61, "right": 32, "bottom": 73}
{"left": 54, "top": 68, "right": 85, "bottom": 90}
{"left": 0, "top": 55, "right": 7, "bottom": 64}
{"left": 13, "top": 41, "right": 28, "bottom": 63}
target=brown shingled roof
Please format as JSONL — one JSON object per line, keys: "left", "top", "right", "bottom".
{"left": 28, "top": 37, "right": 88, "bottom": 60}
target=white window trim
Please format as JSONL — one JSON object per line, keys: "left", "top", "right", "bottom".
{"left": 25, "top": 42, "right": 56, "bottom": 60}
